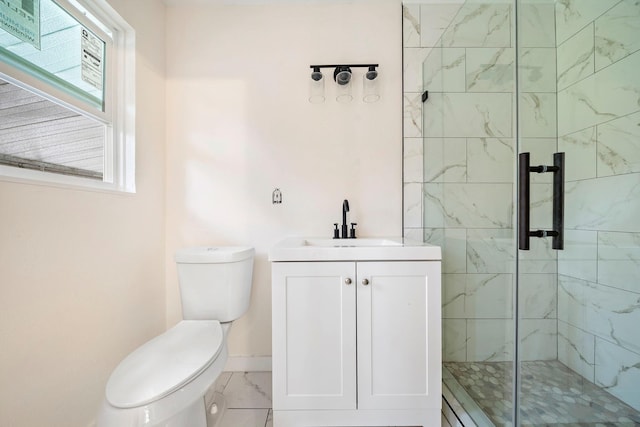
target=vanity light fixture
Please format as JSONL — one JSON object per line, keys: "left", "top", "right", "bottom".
{"left": 309, "top": 67, "right": 325, "bottom": 104}
{"left": 308, "top": 63, "right": 379, "bottom": 103}
{"left": 334, "top": 66, "right": 352, "bottom": 85}
{"left": 363, "top": 65, "right": 380, "bottom": 103}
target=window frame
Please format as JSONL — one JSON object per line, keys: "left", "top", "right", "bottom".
{"left": 0, "top": 0, "right": 136, "bottom": 193}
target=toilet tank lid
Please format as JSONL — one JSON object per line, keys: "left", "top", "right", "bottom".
{"left": 105, "top": 320, "right": 223, "bottom": 408}
{"left": 174, "top": 246, "right": 254, "bottom": 263}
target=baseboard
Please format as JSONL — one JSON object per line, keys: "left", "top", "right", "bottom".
{"left": 224, "top": 356, "right": 272, "bottom": 372}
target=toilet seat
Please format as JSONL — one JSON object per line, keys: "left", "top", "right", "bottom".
{"left": 106, "top": 320, "right": 223, "bottom": 409}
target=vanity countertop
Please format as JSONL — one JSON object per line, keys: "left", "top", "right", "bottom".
{"left": 269, "top": 237, "right": 441, "bottom": 262}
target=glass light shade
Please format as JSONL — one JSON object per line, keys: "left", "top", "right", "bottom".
{"left": 363, "top": 73, "right": 380, "bottom": 103}
{"left": 309, "top": 74, "right": 325, "bottom": 104}
{"left": 336, "top": 80, "right": 352, "bottom": 103}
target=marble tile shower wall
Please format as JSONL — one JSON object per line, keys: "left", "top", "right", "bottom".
{"left": 554, "top": 0, "right": 640, "bottom": 412}
{"left": 403, "top": 1, "right": 559, "bottom": 365}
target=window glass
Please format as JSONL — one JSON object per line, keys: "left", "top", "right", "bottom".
{"left": 0, "top": 0, "right": 134, "bottom": 191}
{"left": 0, "top": 77, "right": 105, "bottom": 179}
{"left": 0, "top": 0, "right": 106, "bottom": 111}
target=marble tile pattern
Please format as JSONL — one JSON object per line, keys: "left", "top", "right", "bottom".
{"left": 214, "top": 371, "right": 430, "bottom": 427}
{"left": 466, "top": 137, "right": 514, "bottom": 183}
{"left": 597, "top": 111, "right": 640, "bottom": 177}
{"left": 466, "top": 48, "right": 514, "bottom": 92}
{"left": 558, "top": 320, "right": 596, "bottom": 382}
{"left": 213, "top": 372, "right": 272, "bottom": 427}
{"left": 403, "top": 92, "right": 423, "bottom": 138}
{"left": 518, "top": 236, "right": 558, "bottom": 275}
{"left": 466, "top": 319, "right": 514, "bottom": 362}
{"left": 404, "top": 137, "right": 423, "bottom": 183}
{"left": 440, "top": 3, "right": 511, "bottom": 48}
{"left": 422, "top": 48, "right": 466, "bottom": 93}
{"left": 518, "top": 2, "right": 556, "bottom": 48}
{"left": 558, "top": 127, "right": 598, "bottom": 181}
{"left": 565, "top": 173, "right": 640, "bottom": 233}
{"left": 445, "top": 360, "right": 640, "bottom": 426}
{"left": 419, "top": 2, "right": 465, "bottom": 48}
{"left": 518, "top": 273, "right": 557, "bottom": 319}
{"left": 519, "top": 319, "right": 558, "bottom": 361}
{"left": 595, "top": 0, "right": 640, "bottom": 71}
{"left": 558, "top": 230, "right": 598, "bottom": 283}
{"left": 423, "top": 183, "right": 513, "bottom": 229}
{"left": 555, "top": 0, "right": 621, "bottom": 45}
{"left": 402, "top": 4, "right": 420, "bottom": 48}
{"left": 555, "top": 6, "right": 640, "bottom": 413}
{"left": 404, "top": 182, "right": 422, "bottom": 228}
{"left": 557, "top": 23, "right": 595, "bottom": 90}
{"left": 443, "top": 319, "right": 467, "bottom": 362}
{"left": 558, "top": 275, "right": 640, "bottom": 357}
{"left": 412, "top": 0, "right": 560, "bottom": 365}
{"left": 442, "top": 273, "right": 513, "bottom": 320}
{"left": 557, "top": 50, "right": 640, "bottom": 137}
{"left": 597, "top": 231, "right": 640, "bottom": 294}
{"left": 595, "top": 338, "right": 640, "bottom": 411}
{"left": 466, "top": 229, "right": 514, "bottom": 275}
{"left": 423, "top": 92, "right": 513, "bottom": 138}
{"left": 404, "top": 47, "right": 433, "bottom": 93}
{"left": 519, "top": 47, "right": 557, "bottom": 92}
{"left": 402, "top": 0, "right": 522, "bottom": 319}
{"left": 423, "top": 138, "right": 467, "bottom": 183}
{"left": 402, "top": 1, "right": 519, "bottom": 242}
{"left": 519, "top": 92, "right": 557, "bottom": 138}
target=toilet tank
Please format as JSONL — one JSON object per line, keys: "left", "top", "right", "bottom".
{"left": 174, "top": 246, "right": 254, "bottom": 322}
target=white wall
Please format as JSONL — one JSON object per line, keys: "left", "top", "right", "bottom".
{"left": 0, "top": 1, "right": 166, "bottom": 426}
{"left": 165, "top": 0, "right": 403, "bottom": 358}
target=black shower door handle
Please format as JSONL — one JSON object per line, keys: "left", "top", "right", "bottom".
{"left": 518, "top": 153, "right": 531, "bottom": 250}
{"left": 518, "top": 152, "right": 564, "bottom": 250}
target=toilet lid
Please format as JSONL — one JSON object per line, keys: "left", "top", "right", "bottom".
{"left": 106, "top": 320, "right": 223, "bottom": 408}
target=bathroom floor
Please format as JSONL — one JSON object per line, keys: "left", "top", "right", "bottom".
{"left": 212, "top": 372, "right": 273, "bottom": 427}
{"left": 444, "top": 361, "right": 640, "bottom": 427}
{"left": 214, "top": 371, "right": 450, "bottom": 427}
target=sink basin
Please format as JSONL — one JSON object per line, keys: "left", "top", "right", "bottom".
{"left": 269, "top": 237, "right": 441, "bottom": 262}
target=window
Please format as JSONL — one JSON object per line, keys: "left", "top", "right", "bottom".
{"left": 0, "top": 0, "right": 135, "bottom": 192}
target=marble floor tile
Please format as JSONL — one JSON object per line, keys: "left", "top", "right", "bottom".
{"left": 217, "top": 371, "right": 436, "bottom": 427}
{"left": 224, "top": 372, "right": 272, "bottom": 409}
{"left": 218, "top": 408, "right": 270, "bottom": 427}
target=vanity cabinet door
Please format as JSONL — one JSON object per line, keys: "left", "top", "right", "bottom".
{"left": 356, "top": 261, "right": 442, "bottom": 410}
{"left": 272, "top": 262, "right": 357, "bottom": 410}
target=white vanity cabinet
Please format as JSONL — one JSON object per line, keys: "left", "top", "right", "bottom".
{"left": 270, "top": 240, "right": 441, "bottom": 427}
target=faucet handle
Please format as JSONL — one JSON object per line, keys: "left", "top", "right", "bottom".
{"left": 349, "top": 223, "right": 357, "bottom": 239}
{"left": 333, "top": 223, "right": 340, "bottom": 239}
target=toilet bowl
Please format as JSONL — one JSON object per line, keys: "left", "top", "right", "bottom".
{"left": 97, "top": 246, "right": 254, "bottom": 427}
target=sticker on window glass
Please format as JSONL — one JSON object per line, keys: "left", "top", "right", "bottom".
{"left": 0, "top": 0, "right": 41, "bottom": 49}
{"left": 81, "top": 27, "right": 104, "bottom": 91}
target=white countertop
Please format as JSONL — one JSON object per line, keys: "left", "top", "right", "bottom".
{"left": 269, "top": 237, "right": 442, "bottom": 262}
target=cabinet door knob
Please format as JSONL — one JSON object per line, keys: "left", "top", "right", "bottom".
{"left": 362, "top": 278, "right": 370, "bottom": 286}
{"left": 345, "top": 278, "right": 352, "bottom": 285}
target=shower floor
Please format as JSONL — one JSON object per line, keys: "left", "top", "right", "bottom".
{"left": 444, "top": 360, "right": 640, "bottom": 427}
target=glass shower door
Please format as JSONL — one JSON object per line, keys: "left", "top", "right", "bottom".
{"left": 515, "top": 0, "right": 640, "bottom": 425}
{"left": 419, "top": 1, "right": 518, "bottom": 426}
{"left": 417, "top": 0, "right": 640, "bottom": 425}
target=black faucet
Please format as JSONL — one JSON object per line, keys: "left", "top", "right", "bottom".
{"left": 341, "top": 199, "right": 350, "bottom": 239}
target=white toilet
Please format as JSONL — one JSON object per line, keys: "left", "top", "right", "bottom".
{"left": 97, "top": 246, "right": 254, "bottom": 427}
